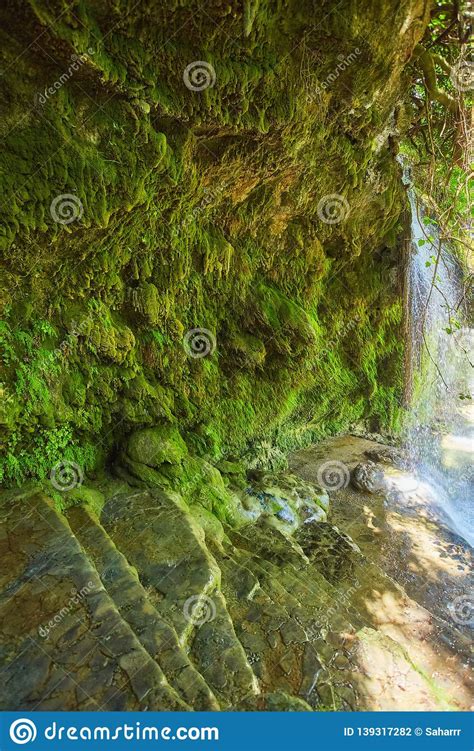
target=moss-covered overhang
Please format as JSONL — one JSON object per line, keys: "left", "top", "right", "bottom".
{"left": 0, "top": 0, "right": 430, "bottom": 483}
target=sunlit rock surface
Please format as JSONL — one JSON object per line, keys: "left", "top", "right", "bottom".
{"left": 1, "top": 434, "right": 471, "bottom": 711}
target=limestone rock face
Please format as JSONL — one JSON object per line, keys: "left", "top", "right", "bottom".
{"left": 0, "top": 0, "right": 470, "bottom": 719}
{"left": 0, "top": 0, "right": 430, "bottom": 485}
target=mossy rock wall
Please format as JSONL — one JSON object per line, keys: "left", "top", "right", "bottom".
{"left": 0, "top": 0, "right": 429, "bottom": 484}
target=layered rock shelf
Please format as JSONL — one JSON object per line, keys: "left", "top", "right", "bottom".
{"left": 1, "top": 432, "right": 471, "bottom": 711}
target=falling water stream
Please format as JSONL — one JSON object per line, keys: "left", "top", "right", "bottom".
{"left": 402, "top": 164, "right": 473, "bottom": 548}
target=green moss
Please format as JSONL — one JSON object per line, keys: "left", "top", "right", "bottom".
{"left": 0, "top": 425, "right": 99, "bottom": 487}
{"left": 0, "top": 0, "right": 417, "bottom": 486}
{"left": 126, "top": 425, "right": 188, "bottom": 467}
{"left": 59, "top": 485, "right": 105, "bottom": 516}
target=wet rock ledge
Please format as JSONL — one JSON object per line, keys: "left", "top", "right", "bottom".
{"left": 0, "top": 427, "right": 471, "bottom": 711}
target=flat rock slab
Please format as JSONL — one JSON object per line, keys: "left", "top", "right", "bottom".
{"left": 289, "top": 436, "right": 474, "bottom": 710}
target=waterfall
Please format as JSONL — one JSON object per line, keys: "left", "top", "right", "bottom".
{"left": 402, "top": 162, "right": 473, "bottom": 547}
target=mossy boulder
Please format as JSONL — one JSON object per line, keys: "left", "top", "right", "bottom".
{"left": 216, "top": 460, "right": 247, "bottom": 476}
{"left": 118, "top": 453, "right": 172, "bottom": 487}
{"left": 183, "top": 457, "right": 251, "bottom": 527}
{"left": 189, "top": 504, "right": 226, "bottom": 549}
{"left": 216, "top": 459, "right": 248, "bottom": 489}
{"left": 125, "top": 425, "right": 188, "bottom": 467}
{"left": 264, "top": 691, "right": 313, "bottom": 712}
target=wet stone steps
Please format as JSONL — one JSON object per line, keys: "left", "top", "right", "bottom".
{"left": 0, "top": 492, "right": 188, "bottom": 711}
{"left": 66, "top": 503, "right": 220, "bottom": 710}
{"left": 0, "top": 482, "right": 470, "bottom": 712}
{"left": 215, "top": 539, "right": 359, "bottom": 709}
{"left": 97, "top": 488, "right": 258, "bottom": 708}
{"left": 217, "top": 550, "right": 354, "bottom": 709}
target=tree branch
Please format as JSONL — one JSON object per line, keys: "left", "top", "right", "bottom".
{"left": 413, "top": 44, "right": 457, "bottom": 112}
